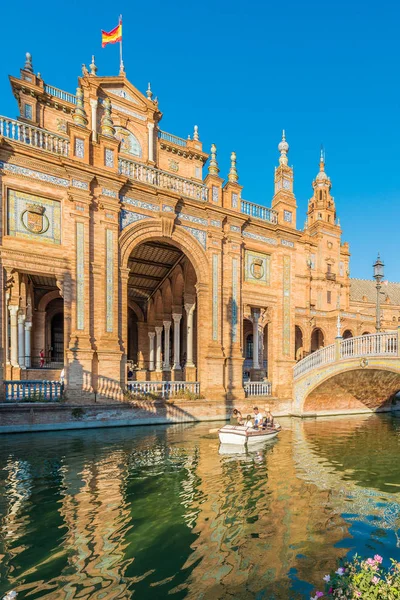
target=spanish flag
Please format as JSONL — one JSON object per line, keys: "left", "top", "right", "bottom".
{"left": 101, "top": 20, "right": 122, "bottom": 48}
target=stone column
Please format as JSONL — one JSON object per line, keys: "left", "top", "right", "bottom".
{"left": 148, "top": 331, "right": 155, "bottom": 371}
{"left": 155, "top": 326, "right": 163, "bottom": 372}
{"left": 25, "top": 321, "right": 32, "bottom": 368}
{"left": 163, "top": 320, "right": 171, "bottom": 371}
{"left": 185, "top": 303, "right": 196, "bottom": 367}
{"left": 18, "top": 313, "right": 26, "bottom": 368}
{"left": 9, "top": 305, "right": 19, "bottom": 367}
{"left": 4, "top": 292, "right": 10, "bottom": 364}
{"left": 252, "top": 309, "right": 260, "bottom": 369}
{"left": 172, "top": 314, "right": 182, "bottom": 370}
{"left": 90, "top": 98, "right": 98, "bottom": 142}
{"left": 147, "top": 122, "right": 155, "bottom": 162}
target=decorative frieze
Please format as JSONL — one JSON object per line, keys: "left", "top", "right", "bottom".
{"left": 120, "top": 210, "right": 151, "bottom": 230}
{"left": 121, "top": 196, "right": 159, "bottom": 211}
{"left": 106, "top": 229, "right": 114, "bottom": 333}
{"left": 182, "top": 225, "right": 207, "bottom": 249}
{"left": 178, "top": 212, "right": 208, "bottom": 226}
{"left": 283, "top": 255, "right": 291, "bottom": 355}
{"left": 162, "top": 205, "right": 175, "bottom": 213}
{"left": 0, "top": 161, "right": 69, "bottom": 187}
{"left": 212, "top": 254, "right": 219, "bottom": 341}
{"left": 210, "top": 219, "right": 221, "bottom": 227}
{"left": 72, "top": 179, "right": 89, "bottom": 190}
{"left": 7, "top": 189, "right": 61, "bottom": 244}
{"left": 76, "top": 222, "right": 85, "bottom": 330}
{"left": 230, "top": 225, "right": 241, "bottom": 233}
{"left": 281, "top": 239, "right": 294, "bottom": 248}
{"left": 243, "top": 231, "right": 278, "bottom": 245}
{"left": 102, "top": 188, "right": 118, "bottom": 198}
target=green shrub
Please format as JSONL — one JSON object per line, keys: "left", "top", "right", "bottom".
{"left": 71, "top": 407, "right": 84, "bottom": 419}
{"left": 310, "top": 554, "right": 400, "bottom": 599}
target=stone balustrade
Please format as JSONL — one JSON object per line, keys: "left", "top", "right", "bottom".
{"left": 0, "top": 117, "right": 70, "bottom": 156}
{"left": 44, "top": 84, "right": 77, "bottom": 104}
{"left": 241, "top": 199, "right": 278, "bottom": 224}
{"left": 126, "top": 381, "right": 200, "bottom": 398}
{"left": 158, "top": 130, "right": 187, "bottom": 147}
{"left": 119, "top": 158, "right": 208, "bottom": 202}
{"left": 244, "top": 381, "right": 272, "bottom": 396}
{"left": 4, "top": 380, "right": 62, "bottom": 402}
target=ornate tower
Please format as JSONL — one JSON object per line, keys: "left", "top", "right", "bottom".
{"left": 306, "top": 149, "right": 337, "bottom": 229}
{"left": 271, "top": 131, "right": 297, "bottom": 228}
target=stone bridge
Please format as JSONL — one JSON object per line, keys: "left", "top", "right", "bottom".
{"left": 293, "top": 331, "right": 400, "bottom": 415}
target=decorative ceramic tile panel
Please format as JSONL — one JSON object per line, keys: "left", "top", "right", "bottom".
{"left": 232, "top": 257, "right": 238, "bottom": 343}
{"left": 0, "top": 161, "right": 69, "bottom": 187}
{"left": 232, "top": 192, "right": 238, "bottom": 208}
{"left": 244, "top": 250, "right": 270, "bottom": 285}
{"left": 195, "top": 166, "right": 201, "bottom": 179}
{"left": 76, "top": 222, "right": 85, "bottom": 330}
{"left": 284, "top": 210, "right": 292, "bottom": 223}
{"left": 243, "top": 231, "right": 278, "bottom": 245}
{"left": 162, "top": 205, "right": 175, "bottom": 213}
{"left": 110, "top": 102, "right": 146, "bottom": 121}
{"left": 115, "top": 126, "right": 142, "bottom": 157}
{"left": 102, "top": 188, "right": 117, "bottom": 198}
{"left": 105, "top": 212, "right": 114, "bottom": 220}
{"left": 72, "top": 179, "right": 89, "bottom": 190}
{"left": 281, "top": 239, "right": 294, "bottom": 248}
{"left": 122, "top": 196, "right": 160, "bottom": 212}
{"left": 212, "top": 186, "right": 219, "bottom": 203}
{"left": 230, "top": 225, "right": 241, "bottom": 233}
{"left": 107, "top": 88, "right": 139, "bottom": 104}
{"left": 283, "top": 255, "right": 291, "bottom": 356}
{"left": 75, "top": 205, "right": 84, "bottom": 212}
{"left": 210, "top": 219, "right": 221, "bottom": 227}
{"left": 24, "top": 104, "right": 33, "bottom": 120}
{"left": 182, "top": 226, "right": 207, "bottom": 249}
{"left": 106, "top": 229, "right": 114, "bottom": 333}
{"left": 105, "top": 148, "right": 114, "bottom": 167}
{"left": 120, "top": 210, "right": 151, "bottom": 230}
{"left": 310, "top": 253, "right": 316, "bottom": 269}
{"left": 339, "top": 261, "right": 344, "bottom": 276}
{"left": 74, "top": 138, "right": 84, "bottom": 159}
{"left": 7, "top": 189, "right": 61, "bottom": 245}
{"left": 178, "top": 212, "right": 208, "bottom": 226}
{"left": 212, "top": 254, "right": 219, "bottom": 341}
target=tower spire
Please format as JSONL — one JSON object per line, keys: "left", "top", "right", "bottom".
{"left": 320, "top": 145, "right": 325, "bottom": 171}
{"left": 278, "top": 129, "right": 289, "bottom": 165}
{"left": 228, "top": 151, "right": 238, "bottom": 183}
{"left": 208, "top": 143, "right": 219, "bottom": 175}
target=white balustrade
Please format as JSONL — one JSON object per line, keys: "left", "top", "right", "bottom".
{"left": 4, "top": 380, "right": 62, "bottom": 402}
{"left": 119, "top": 158, "right": 208, "bottom": 202}
{"left": 44, "top": 84, "right": 77, "bottom": 104}
{"left": 158, "top": 130, "right": 187, "bottom": 147}
{"left": 244, "top": 381, "right": 272, "bottom": 397}
{"left": 0, "top": 117, "right": 70, "bottom": 156}
{"left": 293, "top": 344, "right": 336, "bottom": 379}
{"left": 126, "top": 381, "right": 200, "bottom": 398}
{"left": 241, "top": 199, "right": 278, "bottom": 224}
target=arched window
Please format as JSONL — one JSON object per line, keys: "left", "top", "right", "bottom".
{"left": 319, "top": 191, "right": 322, "bottom": 201}
{"left": 311, "top": 328, "right": 324, "bottom": 352}
{"left": 343, "top": 329, "right": 353, "bottom": 339}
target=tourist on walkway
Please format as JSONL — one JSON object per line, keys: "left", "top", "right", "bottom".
{"left": 39, "top": 349, "right": 45, "bottom": 368}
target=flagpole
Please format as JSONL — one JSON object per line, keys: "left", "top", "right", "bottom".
{"left": 119, "top": 14, "right": 124, "bottom": 74}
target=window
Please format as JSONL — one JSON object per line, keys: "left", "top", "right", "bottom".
{"left": 327, "top": 291, "right": 332, "bottom": 304}
{"left": 24, "top": 104, "right": 33, "bottom": 120}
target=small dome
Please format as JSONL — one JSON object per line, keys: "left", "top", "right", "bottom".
{"left": 316, "top": 170, "right": 329, "bottom": 182}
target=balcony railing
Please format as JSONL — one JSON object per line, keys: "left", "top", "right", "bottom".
{"left": 241, "top": 199, "right": 278, "bottom": 224}
{"left": 119, "top": 158, "right": 208, "bottom": 202}
{"left": 293, "top": 345, "right": 336, "bottom": 379}
{"left": 0, "top": 117, "right": 70, "bottom": 156}
{"left": 158, "top": 130, "right": 187, "bottom": 147}
{"left": 126, "top": 381, "right": 200, "bottom": 398}
{"left": 340, "top": 332, "right": 398, "bottom": 359}
{"left": 244, "top": 381, "right": 272, "bottom": 396}
{"left": 4, "top": 380, "right": 63, "bottom": 402}
{"left": 44, "top": 84, "right": 77, "bottom": 105}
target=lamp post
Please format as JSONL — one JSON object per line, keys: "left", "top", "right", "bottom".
{"left": 373, "top": 254, "right": 384, "bottom": 333}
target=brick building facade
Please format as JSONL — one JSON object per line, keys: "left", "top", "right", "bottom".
{"left": 0, "top": 53, "right": 399, "bottom": 402}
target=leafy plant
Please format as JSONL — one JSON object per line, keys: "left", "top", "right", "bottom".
{"left": 310, "top": 554, "right": 400, "bottom": 599}
{"left": 71, "top": 407, "right": 84, "bottom": 419}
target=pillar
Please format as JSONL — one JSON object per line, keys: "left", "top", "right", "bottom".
{"left": 18, "top": 312, "right": 26, "bottom": 368}
{"left": 148, "top": 331, "right": 155, "bottom": 371}
{"left": 172, "top": 313, "right": 182, "bottom": 370}
{"left": 25, "top": 321, "right": 32, "bottom": 368}
{"left": 4, "top": 292, "right": 10, "bottom": 364}
{"left": 147, "top": 122, "right": 155, "bottom": 162}
{"left": 9, "top": 305, "right": 19, "bottom": 367}
{"left": 90, "top": 99, "right": 98, "bottom": 142}
{"left": 155, "top": 326, "right": 163, "bottom": 372}
{"left": 185, "top": 303, "right": 196, "bottom": 367}
{"left": 252, "top": 309, "right": 260, "bottom": 369}
{"left": 163, "top": 320, "right": 171, "bottom": 371}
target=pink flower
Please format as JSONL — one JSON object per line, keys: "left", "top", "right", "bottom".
{"left": 310, "top": 593, "right": 324, "bottom": 600}
{"left": 374, "top": 554, "right": 383, "bottom": 564}
{"left": 328, "top": 588, "right": 333, "bottom": 594}
{"left": 366, "top": 558, "right": 375, "bottom": 566}
{"left": 355, "top": 592, "right": 361, "bottom": 597}
{"left": 323, "top": 575, "right": 330, "bottom": 582}
{"left": 372, "top": 576, "right": 379, "bottom": 584}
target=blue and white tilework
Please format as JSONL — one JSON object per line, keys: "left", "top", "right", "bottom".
{"left": 232, "top": 192, "right": 238, "bottom": 209}
{"left": 120, "top": 210, "right": 151, "bottom": 230}
{"left": 245, "top": 250, "right": 270, "bottom": 285}
{"left": 74, "top": 138, "right": 84, "bottom": 159}
{"left": 182, "top": 226, "right": 207, "bottom": 249}
{"left": 243, "top": 231, "right": 278, "bottom": 246}
{"left": 232, "top": 258, "right": 238, "bottom": 343}
{"left": 212, "top": 254, "right": 219, "bottom": 341}
{"left": 281, "top": 239, "right": 294, "bottom": 248}
{"left": 162, "top": 205, "right": 175, "bottom": 213}
{"left": 178, "top": 212, "right": 208, "bottom": 226}
{"left": 76, "top": 222, "right": 85, "bottom": 330}
{"left": 8, "top": 189, "right": 61, "bottom": 245}
{"left": 230, "top": 225, "right": 241, "bottom": 233}
{"left": 284, "top": 210, "right": 292, "bottom": 223}
{"left": 106, "top": 229, "right": 114, "bottom": 333}
{"left": 105, "top": 148, "right": 114, "bottom": 168}
{"left": 210, "top": 219, "right": 221, "bottom": 227}
{"left": 72, "top": 179, "right": 89, "bottom": 190}
{"left": 0, "top": 161, "right": 69, "bottom": 187}
{"left": 122, "top": 196, "right": 160, "bottom": 212}
{"left": 102, "top": 188, "right": 117, "bottom": 198}
{"left": 212, "top": 185, "right": 219, "bottom": 203}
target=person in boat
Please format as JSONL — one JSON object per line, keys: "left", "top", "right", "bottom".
{"left": 262, "top": 409, "right": 274, "bottom": 429}
{"left": 229, "top": 409, "right": 242, "bottom": 425}
{"left": 244, "top": 415, "right": 253, "bottom": 428}
{"left": 253, "top": 407, "right": 264, "bottom": 428}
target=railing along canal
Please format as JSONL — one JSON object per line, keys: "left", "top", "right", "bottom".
{"left": 4, "top": 380, "right": 63, "bottom": 402}
{"left": 0, "top": 117, "right": 70, "bottom": 156}
{"left": 119, "top": 158, "right": 208, "bottom": 202}
{"left": 244, "top": 381, "right": 272, "bottom": 396}
{"left": 241, "top": 199, "right": 278, "bottom": 224}
{"left": 294, "top": 331, "right": 400, "bottom": 380}
{"left": 126, "top": 381, "right": 200, "bottom": 398}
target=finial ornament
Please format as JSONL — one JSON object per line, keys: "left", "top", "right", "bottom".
{"left": 146, "top": 82, "right": 153, "bottom": 100}
{"left": 193, "top": 125, "right": 199, "bottom": 141}
{"left": 72, "top": 87, "right": 88, "bottom": 127}
{"left": 320, "top": 145, "right": 325, "bottom": 170}
{"left": 208, "top": 143, "right": 219, "bottom": 175}
{"left": 82, "top": 64, "right": 89, "bottom": 77}
{"left": 24, "top": 52, "right": 33, "bottom": 73}
{"left": 101, "top": 97, "right": 115, "bottom": 137}
{"left": 89, "top": 56, "right": 98, "bottom": 76}
{"left": 278, "top": 129, "right": 289, "bottom": 166}
{"left": 228, "top": 151, "right": 239, "bottom": 183}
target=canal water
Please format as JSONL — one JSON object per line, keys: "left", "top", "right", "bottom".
{"left": 1, "top": 414, "right": 400, "bottom": 599}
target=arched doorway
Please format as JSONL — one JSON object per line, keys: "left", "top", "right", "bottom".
{"left": 311, "top": 328, "right": 324, "bottom": 353}
{"left": 343, "top": 329, "right": 353, "bottom": 340}
{"left": 50, "top": 312, "right": 64, "bottom": 362}
{"left": 295, "top": 325, "right": 304, "bottom": 361}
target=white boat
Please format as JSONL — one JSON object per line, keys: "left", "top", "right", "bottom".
{"left": 218, "top": 424, "right": 280, "bottom": 445}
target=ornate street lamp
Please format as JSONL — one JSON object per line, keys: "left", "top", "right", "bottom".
{"left": 373, "top": 254, "right": 384, "bottom": 332}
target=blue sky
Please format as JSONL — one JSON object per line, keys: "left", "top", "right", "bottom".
{"left": 1, "top": 0, "right": 398, "bottom": 281}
